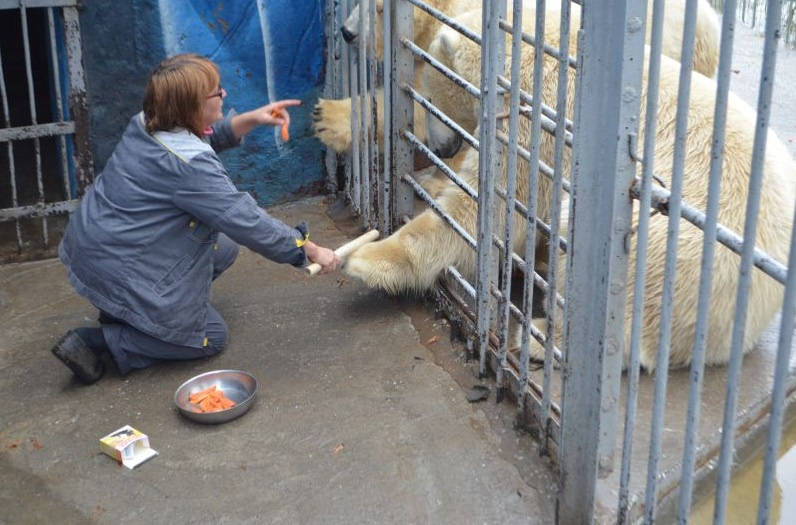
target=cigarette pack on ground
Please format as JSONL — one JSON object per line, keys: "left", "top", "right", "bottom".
{"left": 99, "top": 425, "right": 158, "bottom": 469}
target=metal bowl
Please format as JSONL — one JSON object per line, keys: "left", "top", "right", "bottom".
{"left": 174, "top": 370, "right": 258, "bottom": 424}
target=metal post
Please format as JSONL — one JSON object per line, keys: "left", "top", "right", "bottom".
{"left": 62, "top": 5, "right": 93, "bottom": 193}
{"left": 675, "top": 0, "right": 739, "bottom": 519}
{"left": 322, "top": 0, "right": 342, "bottom": 194}
{"left": 389, "top": 0, "right": 415, "bottom": 225}
{"left": 380, "top": 0, "right": 392, "bottom": 231}
{"left": 475, "top": 0, "right": 504, "bottom": 377}
{"left": 557, "top": 0, "right": 643, "bottom": 521}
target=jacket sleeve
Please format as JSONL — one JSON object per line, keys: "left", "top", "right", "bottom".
{"left": 206, "top": 109, "right": 241, "bottom": 153}
{"left": 173, "top": 152, "right": 308, "bottom": 268}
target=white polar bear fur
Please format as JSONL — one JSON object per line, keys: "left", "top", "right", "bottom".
{"left": 313, "top": 0, "right": 481, "bottom": 153}
{"left": 314, "top": 0, "right": 721, "bottom": 155}
{"left": 423, "top": 0, "right": 720, "bottom": 157}
{"left": 344, "top": 5, "right": 796, "bottom": 371}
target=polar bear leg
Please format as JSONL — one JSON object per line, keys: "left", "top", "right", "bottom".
{"left": 344, "top": 188, "right": 476, "bottom": 293}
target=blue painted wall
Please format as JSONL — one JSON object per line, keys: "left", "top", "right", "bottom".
{"left": 80, "top": 0, "right": 327, "bottom": 206}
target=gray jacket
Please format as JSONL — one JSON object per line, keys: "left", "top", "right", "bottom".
{"left": 60, "top": 111, "right": 309, "bottom": 347}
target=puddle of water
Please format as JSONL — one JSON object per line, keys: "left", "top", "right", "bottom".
{"left": 691, "top": 420, "right": 796, "bottom": 524}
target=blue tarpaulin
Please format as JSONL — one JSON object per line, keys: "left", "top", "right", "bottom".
{"left": 82, "top": 0, "right": 326, "bottom": 206}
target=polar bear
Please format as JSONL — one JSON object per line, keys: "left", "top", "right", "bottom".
{"left": 343, "top": 5, "right": 796, "bottom": 371}
{"left": 313, "top": 0, "right": 721, "bottom": 155}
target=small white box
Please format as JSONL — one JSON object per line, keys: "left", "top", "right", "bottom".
{"left": 99, "top": 425, "right": 158, "bottom": 469}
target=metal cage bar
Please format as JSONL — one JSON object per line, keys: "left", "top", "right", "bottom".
{"left": 714, "top": 0, "right": 785, "bottom": 522}
{"left": 20, "top": 4, "right": 50, "bottom": 247}
{"left": 643, "top": 0, "right": 702, "bottom": 517}
{"left": 675, "top": 0, "right": 740, "bottom": 519}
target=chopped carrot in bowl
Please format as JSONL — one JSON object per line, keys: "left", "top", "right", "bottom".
{"left": 188, "top": 385, "right": 236, "bottom": 413}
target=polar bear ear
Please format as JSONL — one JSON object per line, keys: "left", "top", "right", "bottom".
{"left": 432, "top": 28, "right": 461, "bottom": 62}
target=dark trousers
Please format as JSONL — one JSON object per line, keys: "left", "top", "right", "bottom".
{"left": 101, "top": 234, "right": 239, "bottom": 375}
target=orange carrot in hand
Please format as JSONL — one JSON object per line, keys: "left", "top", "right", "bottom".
{"left": 272, "top": 109, "right": 289, "bottom": 142}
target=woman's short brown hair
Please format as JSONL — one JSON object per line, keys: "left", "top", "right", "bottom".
{"left": 143, "top": 53, "right": 219, "bottom": 137}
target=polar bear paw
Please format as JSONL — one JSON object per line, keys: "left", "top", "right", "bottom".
{"left": 344, "top": 241, "right": 424, "bottom": 295}
{"left": 312, "top": 98, "right": 354, "bottom": 153}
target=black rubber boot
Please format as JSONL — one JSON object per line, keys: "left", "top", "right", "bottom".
{"left": 74, "top": 327, "right": 111, "bottom": 355}
{"left": 51, "top": 329, "right": 106, "bottom": 384}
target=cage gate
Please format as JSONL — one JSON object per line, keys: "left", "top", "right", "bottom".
{"left": 321, "top": 0, "right": 796, "bottom": 522}
{"left": 0, "top": 0, "right": 93, "bottom": 264}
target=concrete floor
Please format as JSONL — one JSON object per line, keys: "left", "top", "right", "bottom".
{"left": 0, "top": 196, "right": 557, "bottom": 525}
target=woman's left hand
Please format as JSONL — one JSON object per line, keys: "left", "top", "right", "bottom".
{"left": 253, "top": 100, "right": 302, "bottom": 127}
{"left": 232, "top": 99, "right": 302, "bottom": 140}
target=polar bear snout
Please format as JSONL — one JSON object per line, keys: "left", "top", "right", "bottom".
{"left": 426, "top": 114, "right": 464, "bottom": 159}
{"left": 341, "top": 25, "right": 357, "bottom": 44}
{"left": 341, "top": 4, "right": 361, "bottom": 45}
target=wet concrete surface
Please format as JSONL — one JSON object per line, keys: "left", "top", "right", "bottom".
{"left": 0, "top": 196, "right": 557, "bottom": 525}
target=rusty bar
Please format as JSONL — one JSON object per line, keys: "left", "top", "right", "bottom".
{"left": 0, "top": 199, "right": 79, "bottom": 221}
{"left": 0, "top": 0, "right": 77, "bottom": 9}
{"left": 0, "top": 40, "right": 23, "bottom": 252}
{"left": 62, "top": 6, "right": 94, "bottom": 194}
{"left": 20, "top": 4, "right": 50, "bottom": 247}
{"left": 0, "top": 121, "right": 76, "bottom": 142}
{"left": 47, "top": 7, "right": 71, "bottom": 199}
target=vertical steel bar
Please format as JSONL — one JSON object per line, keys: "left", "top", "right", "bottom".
{"left": 342, "top": 0, "right": 354, "bottom": 203}
{"left": 756, "top": 162, "right": 796, "bottom": 525}
{"left": 557, "top": 0, "right": 638, "bottom": 519}
{"left": 713, "top": 0, "right": 792, "bottom": 523}
{"left": 47, "top": 7, "right": 71, "bottom": 200}
{"left": 476, "top": 0, "right": 502, "bottom": 377}
{"left": 675, "top": 0, "right": 739, "bottom": 520}
{"left": 62, "top": 6, "right": 93, "bottom": 192}
{"left": 20, "top": 5, "right": 49, "bottom": 246}
{"left": 391, "top": 0, "right": 415, "bottom": 222}
{"left": 351, "top": 0, "right": 364, "bottom": 215}
{"left": 618, "top": 0, "right": 665, "bottom": 517}
{"left": 643, "top": 0, "right": 701, "bottom": 515}
{"left": 598, "top": 0, "right": 647, "bottom": 480}
{"left": 714, "top": 0, "right": 783, "bottom": 521}
{"left": 322, "top": 0, "right": 341, "bottom": 194}
{"left": 496, "top": 0, "right": 526, "bottom": 402}
{"left": 517, "top": 0, "right": 545, "bottom": 400}
{"left": 358, "top": 0, "right": 373, "bottom": 225}
{"left": 752, "top": 0, "right": 758, "bottom": 26}
{"left": 367, "top": 0, "right": 380, "bottom": 228}
{"left": 524, "top": 0, "right": 548, "bottom": 432}
{"left": 381, "top": 0, "right": 392, "bottom": 231}
{"left": 541, "top": 0, "right": 572, "bottom": 447}
{"left": 0, "top": 41, "right": 23, "bottom": 252}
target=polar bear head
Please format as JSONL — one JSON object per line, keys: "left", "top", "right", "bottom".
{"left": 340, "top": 1, "right": 386, "bottom": 60}
{"left": 422, "top": 9, "right": 482, "bottom": 159}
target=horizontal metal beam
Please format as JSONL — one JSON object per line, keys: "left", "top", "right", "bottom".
{"left": 635, "top": 180, "right": 789, "bottom": 285}
{"left": 0, "top": 121, "right": 75, "bottom": 142}
{"left": 0, "top": 199, "right": 78, "bottom": 221}
{"left": 0, "top": 0, "right": 77, "bottom": 9}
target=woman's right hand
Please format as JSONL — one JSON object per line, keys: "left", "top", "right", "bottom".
{"left": 304, "top": 241, "right": 341, "bottom": 275}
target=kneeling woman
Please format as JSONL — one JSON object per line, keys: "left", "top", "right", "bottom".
{"left": 53, "top": 53, "right": 340, "bottom": 384}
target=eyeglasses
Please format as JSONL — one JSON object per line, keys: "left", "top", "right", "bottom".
{"left": 207, "top": 85, "right": 225, "bottom": 99}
